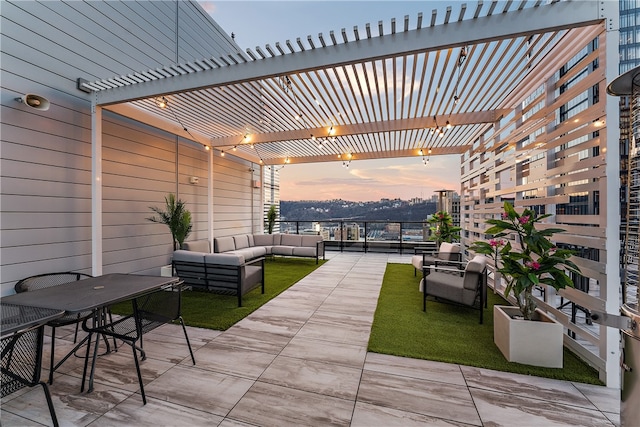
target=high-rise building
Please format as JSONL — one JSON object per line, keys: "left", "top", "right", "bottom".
{"left": 620, "top": 0, "right": 640, "bottom": 73}
{"left": 618, "top": 0, "right": 640, "bottom": 276}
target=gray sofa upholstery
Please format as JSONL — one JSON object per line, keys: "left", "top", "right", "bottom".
{"left": 182, "top": 240, "right": 211, "bottom": 253}
{"left": 213, "top": 233, "right": 325, "bottom": 264}
{"left": 171, "top": 250, "right": 264, "bottom": 307}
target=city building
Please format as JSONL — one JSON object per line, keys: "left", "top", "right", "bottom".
{"left": 334, "top": 223, "right": 361, "bottom": 241}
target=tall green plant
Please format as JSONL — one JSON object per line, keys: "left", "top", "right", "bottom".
{"left": 427, "top": 211, "right": 461, "bottom": 246}
{"left": 470, "top": 201, "right": 580, "bottom": 320}
{"left": 147, "top": 193, "right": 192, "bottom": 250}
{"left": 266, "top": 204, "right": 277, "bottom": 234}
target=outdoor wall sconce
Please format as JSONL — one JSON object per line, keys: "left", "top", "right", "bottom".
{"left": 15, "top": 93, "right": 50, "bottom": 111}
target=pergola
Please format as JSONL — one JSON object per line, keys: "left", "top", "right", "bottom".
{"left": 80, "top": 0, "right": 607, "bottom": 166}
{"left": 76, "top": 0, "right": 623, "bottom": 386}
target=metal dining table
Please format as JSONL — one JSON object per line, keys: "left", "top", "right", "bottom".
{"left": 2, "top": 273, "right": 180, "bottom": 315}
{"left": 2, "top": 273, "right": 180, "bottom": 390}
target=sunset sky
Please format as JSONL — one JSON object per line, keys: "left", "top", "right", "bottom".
{"left": 202, "top": 1, "right": 461, "bottom": 201}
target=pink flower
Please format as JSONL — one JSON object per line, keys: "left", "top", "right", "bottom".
{"left": 525, "top": 260, "right": 540, "bottom": 270}
{"left": 519, "top": 215, "right": 530, "bottom": 224}
{"left": 489, "top": 239, "right": 505, "bottom": 247}
{"left": 501, "top": 212, "right": 508, "bottom": 219}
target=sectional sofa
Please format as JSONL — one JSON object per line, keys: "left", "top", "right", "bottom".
{"left": 213, "top": 233, "right": 325, "bottom": 264}
{"left": 171, "top": 234, "right": 324, "bottom": 306}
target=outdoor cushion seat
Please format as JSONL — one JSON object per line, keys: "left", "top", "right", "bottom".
{"left": 420, "top": 255, "right": 488, "bottom": 324}
{"left": 272, "top": 245, "right": 295, "bottom": 256}
{"left": 182, "top": 240, "right": 211, "bottom": 253}
{"left": 252, "top": 234, "right": 275, "bottom": 254}
{"left": 411, "top": 242, "right": 462, "bottom": 276}
{"left": 214, "top": 236, "right": 236, "bottom": 253}
{"left": 292, "top": 246, "right": 317, "bottom": 257}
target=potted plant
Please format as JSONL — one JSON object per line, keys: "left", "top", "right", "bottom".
{"left": 266, "top": 204, "right": 277, "bottom": 234}
{"left": 147, "top": 193, "right": 192, "bottom": 250}
{"left": 470, "top": 201, "right": 581, "bottom": 367}
{"left": 427, "top": 210, "right": 461, "bottom": 246}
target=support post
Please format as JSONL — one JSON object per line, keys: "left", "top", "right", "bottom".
{"left": 602, "top": 2, "right": 621, "bottom": 388}
{"left": 91, "top": 104, "right": 103, "bottom": 276}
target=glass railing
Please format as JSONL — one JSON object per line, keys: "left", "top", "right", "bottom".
{"left": 272, "top": 220, "right": 438, "bottom": 254}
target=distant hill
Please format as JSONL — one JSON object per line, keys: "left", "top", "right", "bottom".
{"left": 280, "top": 199, "right": 437, "bottom": 222}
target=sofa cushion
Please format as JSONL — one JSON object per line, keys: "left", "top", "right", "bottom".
{"left": 204, "top": 253, "right": 245, "bottom": 266}
{"left": 215, "top": 236, "right": 236, "bottom": 253}
{"left": 247, "top": 234, "right": 255, "bottom": 246}
{"left": 438, "top": 242, "right": 461, "bottom": 261}
{"left": 463, "top": 255, "right": 487, "bottom": 290}
{"left": 272, "top": 246, "right": 294, "bottom": 256}
{"left": 182, "top": 240, "right": 211, "bottom": 253}
{"left": 272, "top": 234, "right": 282, "bottom": 245}
{"left": 172, "top": 250, "right": 206, "bottom": 263}
{"left": 253, "top": 234, "right": 275, "bottom": 246}
{"left": 280, "top": 234, "right": 302, "bottom": 247}
{"left": 422, "top": 273, "right": 465, "bottom": 302}
{"left": 234, "top": 235, "right": 250, "bottom": 249}
{"left": 300, "top": 235, "right": 322, "bottom": 247}
{"left": 292, "top": 246, "right": 316, "bottom": 257}
{"left": 249, "top": 246, "right": 267, "bottom": 258}
{"left": 228, "top": 248, "right": 257, "bottom": 261}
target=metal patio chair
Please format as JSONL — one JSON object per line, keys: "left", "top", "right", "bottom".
{"left": 2, "top": 305, "right": 61, "bottom": 427}
{"left": 15, "top": 272, "right": 107, "bottom": 385}
{"left": 81, "top": 281, "right": 195, "bottom": 404}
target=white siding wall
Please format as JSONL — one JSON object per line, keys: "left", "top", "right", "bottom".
{"left": 0, "top": 0, "right": 252, "bottom": 294}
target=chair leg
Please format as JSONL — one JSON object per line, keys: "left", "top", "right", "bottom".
{"left": 179, "top": 317, "right": 195, "bottom": 365}
{"left": 39, "top": 381, "right": 59, "bottom": 427}
{"left": 131, "top": 344, "right": 147, "bottom": 405}
{"left": 73, "top": 318, "right": 80, "bottom": 344}
{"left": 87, "top": 331, "right": 102, "bottom": 393}
{"left": 80, "top": 332, "right": 92, "bottom": 392}
{"left": 49, "top": 326, "right": 56, "bottom": 385}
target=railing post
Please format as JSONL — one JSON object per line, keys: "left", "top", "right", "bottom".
{"left": 400, "top": 221, "right": 404, "bottom": 254}
{"left": 364, "top": 222, "right": 368, "bottom": 253}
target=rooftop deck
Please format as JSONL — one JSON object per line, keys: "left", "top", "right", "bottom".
{"left": 2, "top": 253, "right": 619, "bottom": 426}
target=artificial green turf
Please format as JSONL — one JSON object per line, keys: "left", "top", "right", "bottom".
{"left": 368, "top": 263, "right": 603, "bottom": 385}
{"left": 112, "top": 257, "right": 325, "bottom": 330}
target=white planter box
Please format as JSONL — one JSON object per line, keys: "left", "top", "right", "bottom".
{"left": 494, "top": 305, "right": 563, "bottom": 368}
{"left": 160, "top": 264, "right": 174, "bottom": 277}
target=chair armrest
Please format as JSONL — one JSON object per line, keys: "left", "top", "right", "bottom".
{"left": 433, "top": 259, "right": 466, "bottom": 268}
{"left": 244, "top": 256, "right": 265, "bottom": 267}
{"left": 414, "top": 246, "right": 438, "bottom": 255}
{"left": 423, "top": 265, "right": 464, "bottom": 277}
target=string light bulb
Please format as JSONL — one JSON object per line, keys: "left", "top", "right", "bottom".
{"left": 220, "top": 150, "right": 225, "bottom": 157}
{"left": 204, "top": 145, "right": 210, "bottom": 151}
{"left": 446, "top": 120, "right": 452, "bottom": 129}
{"left": 155, "top": 97, "right": 168, "bottom": 109}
